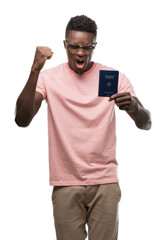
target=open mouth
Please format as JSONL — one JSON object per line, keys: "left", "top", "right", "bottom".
{"left": 76, "top": 59, "right": 85, "bottom": 69}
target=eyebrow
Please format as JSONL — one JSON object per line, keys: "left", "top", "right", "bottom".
{"left": 67, "top": 41, "right": 94, "bottom": 46}
{"left": 67, "top": 39, "right": 93, "bottom": 45}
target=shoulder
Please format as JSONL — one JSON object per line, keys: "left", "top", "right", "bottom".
{"left": 38, "top": 63, "right": 67, "bottom": 83}
{"left": 95, "top": 62, "right": 125, "bottom": 78}
{"left": 95, "top": 62, "right": 115, "bottom": 71}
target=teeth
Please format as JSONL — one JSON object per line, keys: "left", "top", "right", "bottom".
{"left": 76, "top": 60, "right": 84, "bottom": 65}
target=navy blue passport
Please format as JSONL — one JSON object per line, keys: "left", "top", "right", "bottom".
{"left": 98, "top": 70, "right": 119, "bottom": 97}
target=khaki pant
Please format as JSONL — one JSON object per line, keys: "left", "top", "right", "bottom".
{"left": 52, "top": 182, "right": 121, "bottom": 240}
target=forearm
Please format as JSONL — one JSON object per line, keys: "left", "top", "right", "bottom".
{"left": 15, "top": 68, "right": 40, "bottom": 127}
{"left": 127, "top": 97, "right": 152, "bottom": 130}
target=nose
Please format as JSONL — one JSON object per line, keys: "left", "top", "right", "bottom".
{"left": 77, "top": 48, "right": 85, "bottom": 56}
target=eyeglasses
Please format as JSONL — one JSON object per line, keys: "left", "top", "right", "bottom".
{"left": 64, "top": 40, "right": 97, "bottom": 54}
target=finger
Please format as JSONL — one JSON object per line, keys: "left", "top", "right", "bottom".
{"left": 108, "top": 94, "right": 119, "bottom": 101}
{"left": 47, "top": 54, "right": 53, "bottom": 59}
{"left": 109, "top": 94, "right": 131, "bottom": 103}
{"left": 115, "top": 95, "right": 131, "bottom": 104}
{"left": 110, "top": 92, "right": 130, "bottom": 101}
{"left": 119, "top": 105, "right": 130, "bottom": 110}
{"left": 110, "top": 94, "right": 117, "bottom": 100}
{"left": 116, "top": 100, "right": 131, "bottom": 107}
{"left": 47, "top": 51, "right": 54, "bottom": 59}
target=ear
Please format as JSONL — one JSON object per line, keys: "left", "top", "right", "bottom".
{"left": 63, "top": 40, "right": 67, "bottom": 49}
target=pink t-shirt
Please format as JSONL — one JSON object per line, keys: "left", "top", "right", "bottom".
{"left": 36, "top": 62, "right": 136, "bottom": 186}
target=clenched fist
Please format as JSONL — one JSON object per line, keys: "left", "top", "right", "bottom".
{"left": 31, "top": 46, "right": 53, "bottom": 71}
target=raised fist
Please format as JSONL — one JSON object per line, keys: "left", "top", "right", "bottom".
{"left": 32, "top": 46, "right": 53, "bottom": 71}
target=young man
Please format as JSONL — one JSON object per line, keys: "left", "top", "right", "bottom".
{"left": 15, "top": 15, "right": 151, "bottom": 240}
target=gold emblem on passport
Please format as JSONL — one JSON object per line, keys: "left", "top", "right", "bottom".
{"left": 107, "top": 81, "right": 112, "bottom": 87}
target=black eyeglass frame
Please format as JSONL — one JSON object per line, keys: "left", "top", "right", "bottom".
{"left": 64, "top": 40, "right": 97, "bottom": 54}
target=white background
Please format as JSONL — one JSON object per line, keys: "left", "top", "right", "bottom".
{"left": 0, "top": 0, "right": 167, "bottom": 239}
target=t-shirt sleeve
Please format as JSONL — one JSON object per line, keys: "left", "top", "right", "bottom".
{"left": 118, "top": 73, "right": 136, "bottom": 97}
{"left": 36, "top": 71, "right": 47, "bottom": 100}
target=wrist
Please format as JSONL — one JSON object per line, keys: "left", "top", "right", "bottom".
{"left": 31, "top": 64, "right": 41, "bottom": 73}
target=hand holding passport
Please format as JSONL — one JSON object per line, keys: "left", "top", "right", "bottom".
{"left": 98, "top": 70, "right": 119, "bottom": 97}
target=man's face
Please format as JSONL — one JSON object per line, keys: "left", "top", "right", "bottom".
{"left": 64, "top": 30, "right": 96, "bottom": 74}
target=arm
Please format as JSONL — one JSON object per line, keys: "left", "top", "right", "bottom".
{"left": 15, "top": 46, "right": 53, "bottom": 127}
{"left": 108, "top": 92, "right": 152, "bottom": 130}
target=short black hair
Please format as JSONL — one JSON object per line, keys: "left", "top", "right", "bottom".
{"left": 65, "top": 15, "right": 97, "bottom": 39}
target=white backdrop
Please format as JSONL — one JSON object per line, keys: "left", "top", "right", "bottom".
{"left": 0, "top": 0, "right": 166, "bottom": 239}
